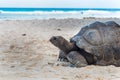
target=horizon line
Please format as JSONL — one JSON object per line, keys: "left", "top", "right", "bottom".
{"left": 0, "top": 7, "right": 120, "bottom": 9}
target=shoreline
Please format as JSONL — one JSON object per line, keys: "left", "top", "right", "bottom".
{"left": 0, "top": 17, "right": 120, "bottom": 20}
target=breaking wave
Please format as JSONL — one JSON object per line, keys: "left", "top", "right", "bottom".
{"left": 0, "top": 9, "right": 120, "bottom": 20}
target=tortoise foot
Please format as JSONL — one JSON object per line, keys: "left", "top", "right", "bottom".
{"left": 67, "top": 51, "right": 88, "bottom": 67}
{"left": 57, "top": 50, "right": 69, "bottom": 62}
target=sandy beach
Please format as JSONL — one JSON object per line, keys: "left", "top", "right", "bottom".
{"left": 0, "top": 18, "right": 120, "bottom": 80}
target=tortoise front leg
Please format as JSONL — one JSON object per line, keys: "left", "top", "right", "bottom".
{"left": 58, "top": 50, "right": 69, "bottom": 62}
{"left": 67, "top": 51, "right": 88, "bottom": 67}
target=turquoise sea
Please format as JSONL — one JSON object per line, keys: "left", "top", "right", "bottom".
{"left": 0, "top": 8, "right": 120, "bottom": 20}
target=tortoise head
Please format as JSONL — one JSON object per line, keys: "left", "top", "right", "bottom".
{"left": 49, "top": 36, "right": 63, "bottom": 48}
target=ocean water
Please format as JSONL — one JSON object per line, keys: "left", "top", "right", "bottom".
{"left": 0, "top": 8, "right": 120, "bottom": 20}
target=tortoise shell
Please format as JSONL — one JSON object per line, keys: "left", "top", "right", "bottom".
{"left": 71, "top": 21, "right": 120, "bottom": 66}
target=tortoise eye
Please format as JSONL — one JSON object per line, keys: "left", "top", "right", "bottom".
{"left": 83, "top": 29, "right": 102, "bottom": 45}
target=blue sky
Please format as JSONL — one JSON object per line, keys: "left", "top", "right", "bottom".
{"left": 0, "top": 0, "right": 120, "bottom": 8}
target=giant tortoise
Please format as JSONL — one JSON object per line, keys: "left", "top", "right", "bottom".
{"left": 50, "top": 21, "right": 120, "bottom": 67}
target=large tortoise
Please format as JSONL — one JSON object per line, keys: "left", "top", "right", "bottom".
{"left": 50, "top": 21, "right": 120, "bottom": 67}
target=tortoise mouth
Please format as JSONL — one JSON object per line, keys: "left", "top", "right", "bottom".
{"left": 49, "top": 36, "right": 59, "bottom": 46}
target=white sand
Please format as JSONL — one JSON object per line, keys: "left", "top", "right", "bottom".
{"left": 0, "top": 18, "right": 120, "bottom": 80}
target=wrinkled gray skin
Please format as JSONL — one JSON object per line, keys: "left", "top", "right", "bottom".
{"left": 50, "top": 36, "right": 89, "bottom": 67}
{"left": 71, "top": 21, "right": 120, "bottom": 66}
{"left": 50, "top": 21, "right": 120, "bottom": 67}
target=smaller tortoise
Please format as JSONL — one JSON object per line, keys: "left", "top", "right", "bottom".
{"left": 50, "top": 21, "right": 120, "bottom": 67}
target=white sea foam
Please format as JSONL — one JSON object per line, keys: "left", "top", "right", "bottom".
{"left": 0, "top": 10, "right": 120, "bottom": 20}
{"left": 0, "top": 10, "right": 80, "bottom": 14}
